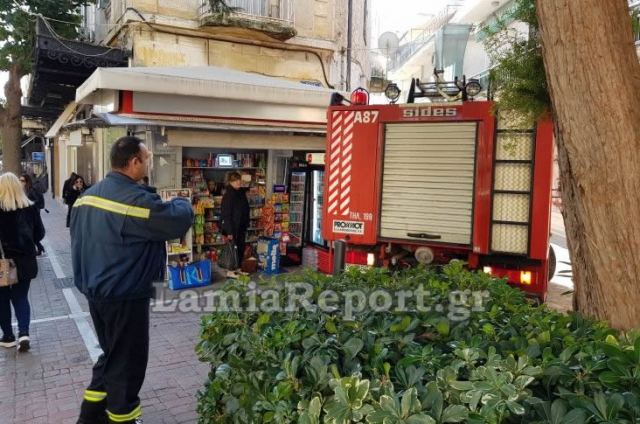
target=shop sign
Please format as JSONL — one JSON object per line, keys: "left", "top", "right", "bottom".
{"left": 333, "top": 220, "right": 365, "bottom": 235}
{"left": 306, "top": 153, "right": 325, "bottom": 165}
{"left": 32, "top": 152, "right": 45, "bottom": 162}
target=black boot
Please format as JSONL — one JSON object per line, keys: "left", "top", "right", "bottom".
{"left": 77, "top": 399, "right": 109, "bottom": 424}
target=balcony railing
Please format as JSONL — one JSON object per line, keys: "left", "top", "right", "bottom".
{"left": 199, "top": 0, "right": 294, "bottom": 27}
{"left": 389, "top": 4, "right": 461, "bottom": 71}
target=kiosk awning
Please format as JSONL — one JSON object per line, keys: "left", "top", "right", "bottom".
{"left": 76, "top": 66, "right": 338, "bottom": 126}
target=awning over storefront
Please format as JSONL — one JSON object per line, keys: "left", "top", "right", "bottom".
{"left": 27, "top": 18, "right": 128, "bottom": 120}
{"left": 96, "top": 113, "right": 326, "bottom": 135}
{"left": 166, "top": 129, "right": 325, "bottom": 150}
{"left": 76, "top": 66, "right": 338, "bottom": 128}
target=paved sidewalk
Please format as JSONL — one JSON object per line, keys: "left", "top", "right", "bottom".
{"left": 0, "top": 199, "right": 208, "bottom": 424}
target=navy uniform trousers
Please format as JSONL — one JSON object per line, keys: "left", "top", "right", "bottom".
{"left": 78, "top": 298, "right": 150, "bottom": 424}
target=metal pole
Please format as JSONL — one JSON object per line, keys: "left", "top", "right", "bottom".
{"left": 333, "top": 240, "right": 346, "bottom": 276}
{"left": 346, "top": 0, "right": 353, "bottom": 91}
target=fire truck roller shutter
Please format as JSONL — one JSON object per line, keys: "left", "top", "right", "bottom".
{"left": 380, "top": 122, "right": 477, "bottom": 245}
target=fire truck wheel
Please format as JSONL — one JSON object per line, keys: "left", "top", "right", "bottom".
{"left": 548, "top": 245, "right": 557, "bottom": 280}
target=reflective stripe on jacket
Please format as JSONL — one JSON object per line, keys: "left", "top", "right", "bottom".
{"left": 71, "top": 172, "right": 193, "bottom": 302}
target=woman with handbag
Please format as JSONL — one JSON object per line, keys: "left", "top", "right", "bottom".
{"left": 0, "top": 172, "right": 45, "bottom": 351}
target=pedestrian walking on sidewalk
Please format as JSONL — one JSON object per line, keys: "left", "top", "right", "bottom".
{"left": 20, "top": 174, "right": 46, "bottom": 255}
{"left": 64, "top": 173, "right": 86, "bottom": 228}
{"left": 0, "top": 172, "right": 45, "bottom": 352}
{"left": 71, "top": 136, "right": 193, "bottom": 424}
{"left": 220, "top": 171, "right": 250, "bottom": 276}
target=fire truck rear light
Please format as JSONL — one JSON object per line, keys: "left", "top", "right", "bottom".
{"left": 483, "top": 266, "right": 492, "bottom": 275}
{"left": 520, "top": 271, "right": 532, "bottom": 285}
{"left": 367, "top": 253, "right": 376, "bottom": 266}
{"left": 346, "top": 250, "right": 368, "bottom": 265}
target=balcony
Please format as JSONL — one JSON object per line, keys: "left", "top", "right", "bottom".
{"left": 199, "top": 0, "right": 296, "bottom": 40}
{"left": 389, "top": 4, "right": 461, "bottom": 71}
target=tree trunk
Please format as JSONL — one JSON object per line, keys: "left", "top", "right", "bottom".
{"left": 536, "top": 0, "right": 640, "bottom": 330}
{"left": 1, "top": 64, "right": 23, "bottom": 175}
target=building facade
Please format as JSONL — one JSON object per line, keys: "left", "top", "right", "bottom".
{"left": 90, "top": 0, "right": 370, "bottom": 89}
{"left": 47, "top": 0, "right": 371, "bottom": 196}
{"left": 386, "top": 0, "right": 520, "bottom": 100}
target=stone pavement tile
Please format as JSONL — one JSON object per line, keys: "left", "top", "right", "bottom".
{"left": 28, "top": 258, "right": 71, "bottom": 320}
{"left": 547, "top": 281, "right": 573, "bottom": 313}
{"left": 40, "top": 199, "right": 74, "bottom": 278}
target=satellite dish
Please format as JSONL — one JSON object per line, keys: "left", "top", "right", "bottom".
{"left": 377, "top": 32, "right": 400, "bottom": 57}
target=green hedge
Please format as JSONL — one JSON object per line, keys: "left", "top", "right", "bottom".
{"left": 196, "top": 263, "right": 640, "bottom": 423}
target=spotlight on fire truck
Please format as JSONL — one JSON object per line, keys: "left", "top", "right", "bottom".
{"left": 384, "top": 83, "right": 401, "bottom": 103}
{"left": 465, "top": 79, "right": 482, "bottom": 98}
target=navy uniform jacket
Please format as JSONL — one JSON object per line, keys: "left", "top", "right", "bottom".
{"left": 71, "top": 172, "right": 193, "bottom": 302}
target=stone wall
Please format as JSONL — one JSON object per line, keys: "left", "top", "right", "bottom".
{"left": 131, "top": 29, "right": 330, "bottom": 84}
{"left": 108, "top": 0, "right": 370, "bottom": 89}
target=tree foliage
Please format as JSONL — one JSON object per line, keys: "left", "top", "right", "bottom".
{"left": 482, "top": 0, "right": 640, "bottom": 123}
{"left": 0, "top": 0, "right": 84, "bottom": 77}
{"left": 481, "top": 0, "right": 550, "bottom": 124}
{"left": 0, "top": 0, "right": 84, "bottom": 173}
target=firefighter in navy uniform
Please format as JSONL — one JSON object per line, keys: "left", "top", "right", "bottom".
{"left": 71, "top": 137, "right": 193, "bottom": 424}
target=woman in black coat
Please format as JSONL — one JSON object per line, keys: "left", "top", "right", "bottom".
{"left": 0, "top": 172, "right": 45, "bottom": 352}
{"left": 63, "top": 174, "right": 86, "bottom": 228}
{"left": 220, "top": 172, "right": 250, "bottom": 269}
{"left": 21, "top": 174, "right": 45, "bottom": 255}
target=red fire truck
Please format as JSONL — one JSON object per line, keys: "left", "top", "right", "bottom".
{"left": 322, "top": 78, "right": 555, "bottom": 301}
